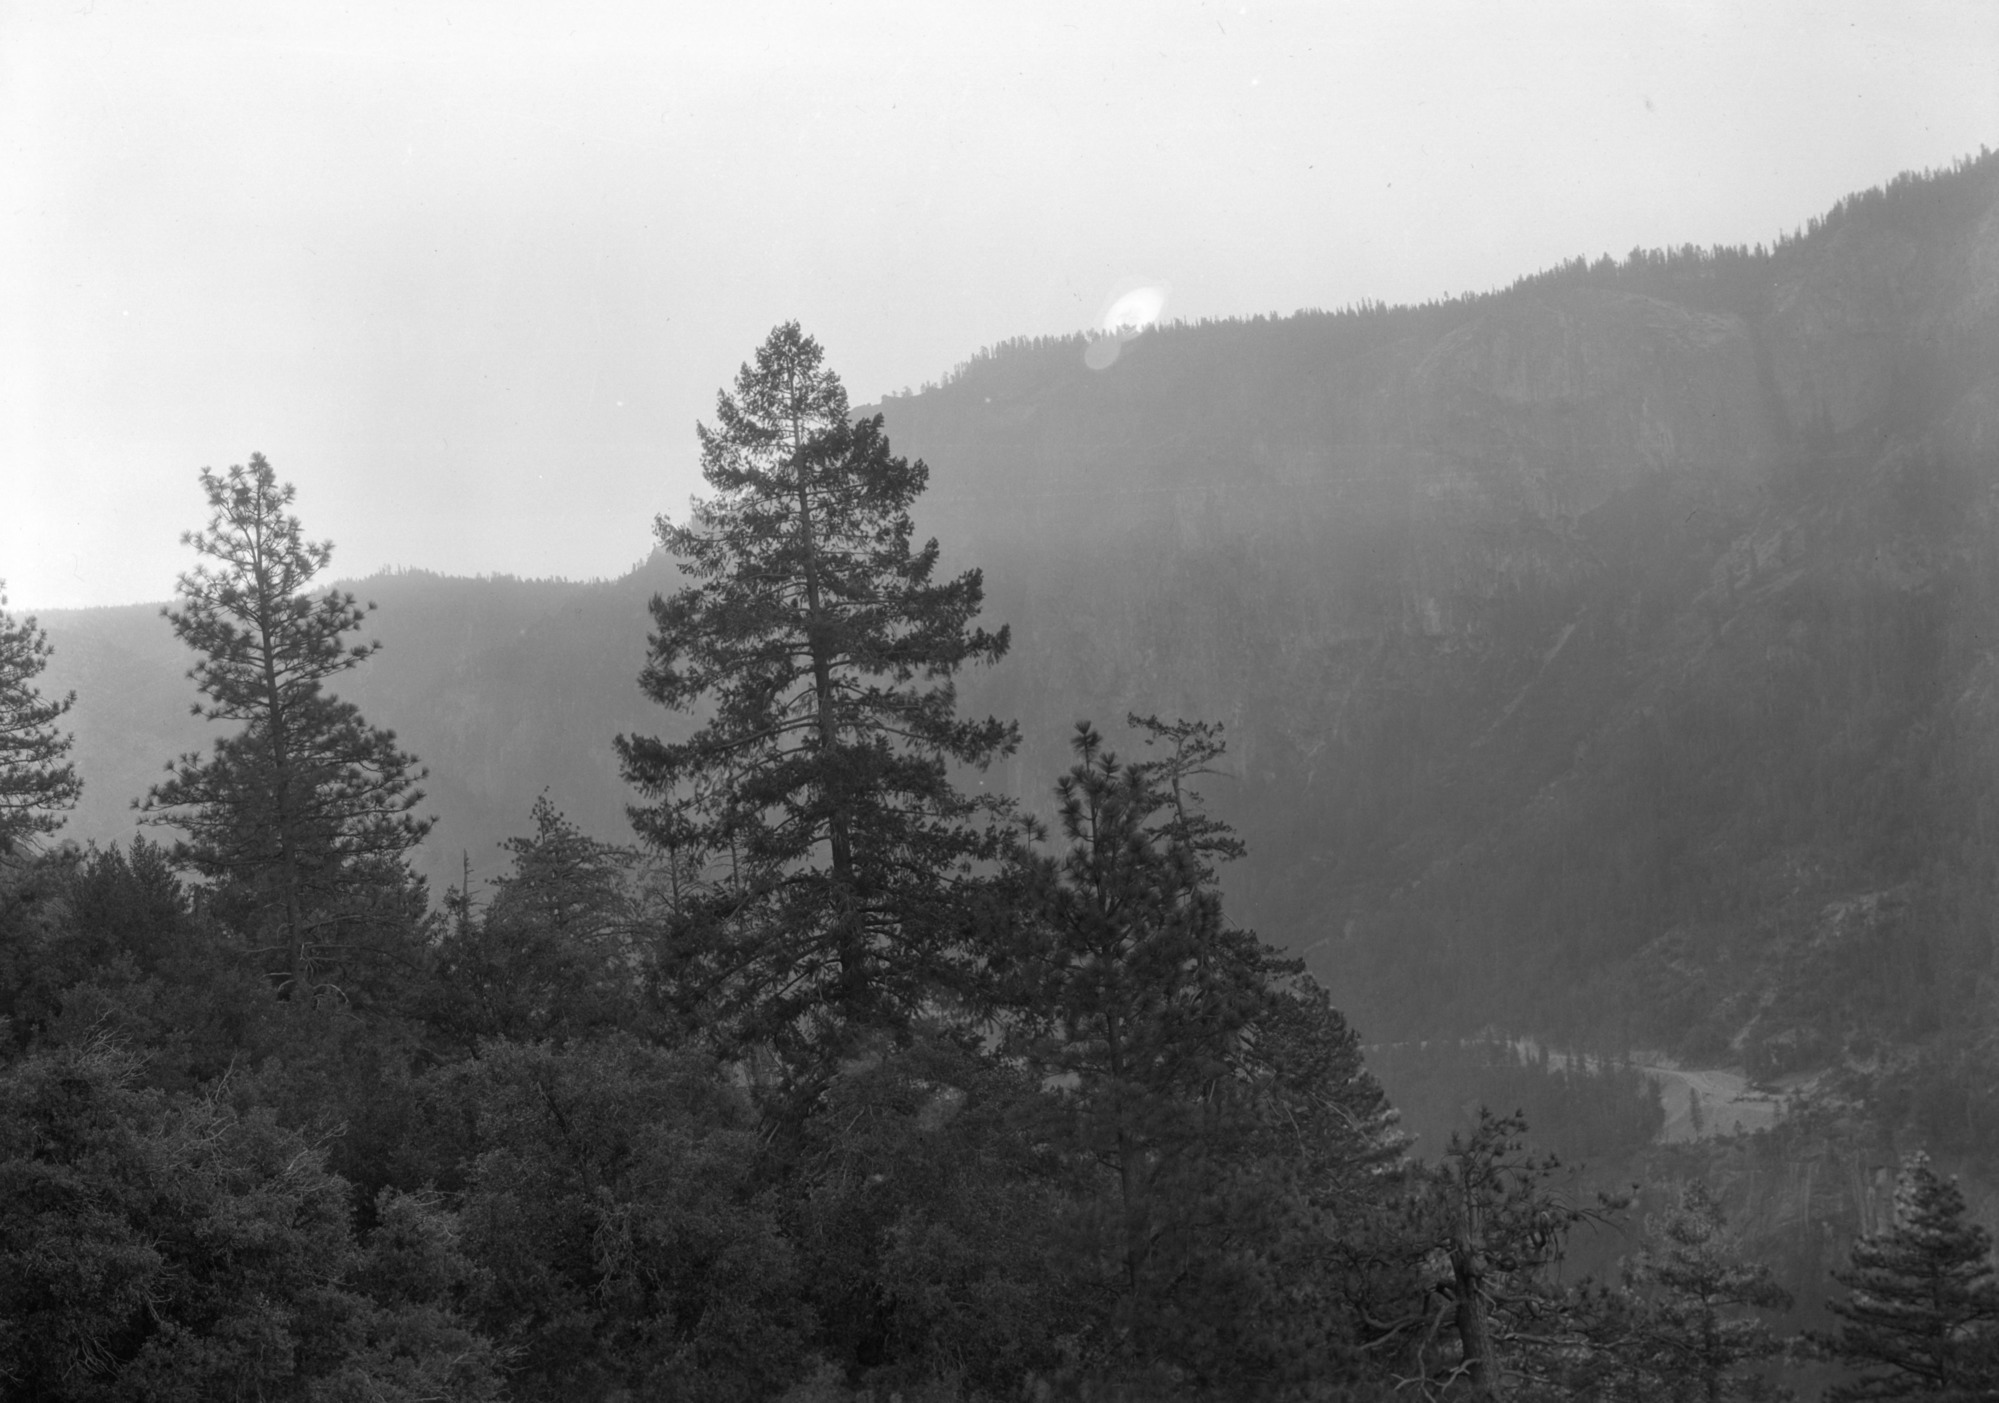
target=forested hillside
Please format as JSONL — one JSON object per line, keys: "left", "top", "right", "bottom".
{"left": 896, "top": 150, "right": 1999, "bottom": 1074}
{"left": 11, "top": 152, "right": 1999, "bottom": 1399}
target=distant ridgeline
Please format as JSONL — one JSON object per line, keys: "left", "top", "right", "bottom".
{"left": 36, "top": 148, "right": 1999, "bottom": 1150}
{"left": 891, "top": 146, "right": 1999, "bottom": 1067}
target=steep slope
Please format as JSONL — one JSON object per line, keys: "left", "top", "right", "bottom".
{"left": 884, "top": 150, "right": 1999, "bottom": 1070}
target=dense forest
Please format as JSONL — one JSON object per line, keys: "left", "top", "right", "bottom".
{"left": 9, "top": 150, "right": 1999, "bottom": 1399}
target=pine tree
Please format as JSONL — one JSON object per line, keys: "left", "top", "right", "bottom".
{"left": 1018, "top": 718, "right": 1266, "bottom": 1355}
{"left": 430, "top": 796, "right": 640, "bottom": 1046}
{"left": 615, "top": 323, "right": 1018, "bottom": 1090}
{"left": 1822, "top": 1153, "right": 1999, "bottom": 1400}
{"left": 1410, "top": 1109, "right": 1627, "bottom": 1400}
{"left": 488, "top": 793, "right": 634, "bottom": 944}
{"left": 140, "top": 455, "right": 430, "bottom": 995}
{"left": 1560, "top": 1279, "right": 1666, "bottom": 1403}
{"left": 1630, "top": 1180, "right": 1792, "bottom": 1403}
{"left": 0, "top": 582, "right": 81, "bottom": 851}
{"left": 1008, "top": 717, "right": 1399, "bottom": 1390}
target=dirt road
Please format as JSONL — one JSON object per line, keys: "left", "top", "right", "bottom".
{"left": 1637, "top": 1062, "right": 1784, "bottom": 1142}
{"left": 1527, "top": 1042, "right": 1787, "bottom": 1142}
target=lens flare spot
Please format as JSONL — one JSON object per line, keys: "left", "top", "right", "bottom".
{"left": 1101, "top": 285, "right": 1166, "bottom": 335}
{"left": 1085, "top": 281, "right": 1170, "bottom": 371}
{"left": 1084, "top": 337, "right": 1123, "bottom": 370}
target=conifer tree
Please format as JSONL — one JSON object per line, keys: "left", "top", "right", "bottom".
{"left": 0, "top": 582, "right": 81, "bottom": 850}
{"left": 140, "top": 456, "right": 430, "bottom": 994}
{"left": 1629, "top": 1180, "right": 1792, "bottom": 1403}
{"left": 1020, "top": 717, "right": 1266, "bottom": 1353}
{"left": 1009, "top": 716, "right": 1399, "bottom": 1389}
{"left": 1821, "top": 1153, "right": 1999, "bottom": 1400}
{"left": 1403, "top": 1108, "right": 1630, "bottom": 1400}
{"left": 430, "top": 796, "right": 640, "bottom": 1046}
{"left": 616, "top": 323, "right": 1018, "bottom": 1088}
{"left": 488, "top": 793, "right": 634, "bottom": 943}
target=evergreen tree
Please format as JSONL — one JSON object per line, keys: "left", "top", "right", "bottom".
{"left": 616, "top": 323, "right": 1017, "bottom": 1092}
{"left": 140, "top": 456, "right": 431, "bottom": 995}
{"left": 430, "top": 796, "right": 641, "bottom": 1046}
{"left": 1408, "top": 1109, "right": 1622, "bottom": 1400}
{"left": 0, "top": 581, "right": 81, "bottom": 850}
{"left": 1008, "top": 717, "right": 1399, "bottom": 1393}
{"left": 489, "top": 793, "right": 634, "bottom": 942}
{"left": 1017, "top": 719, "right": 1265, "bottom": 1328}
{"left": 1628, "top": 1180, "right": 1792, "bottom": 1403}
{"left": 1821, "top": 1153, "right": 1999, "bottom": 1400}
{"left": 1560, "top": 1279, "right": 1668, "bottom": 1403}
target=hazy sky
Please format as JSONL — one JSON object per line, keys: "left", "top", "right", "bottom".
{"left": 5, "top": 0, "right": 1997, "bottom": 610}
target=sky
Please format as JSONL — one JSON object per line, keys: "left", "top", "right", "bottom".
{"left": 4, "top": 0, "right": 1997, "bottom": 610}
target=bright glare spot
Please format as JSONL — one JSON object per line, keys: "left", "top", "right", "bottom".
{"left": 1086, "top": 279, "right": 1171, "bottom": 371}
{"left": 1101, "top": 285, "right": 1167, "bottom": 335}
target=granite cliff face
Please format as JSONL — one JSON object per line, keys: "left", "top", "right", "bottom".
{"left": 33, "top": 154, "right": 1999, "bottom": 1104}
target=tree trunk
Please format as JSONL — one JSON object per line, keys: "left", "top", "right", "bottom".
{"left": 1450, "top": 1237, "right": 1500, "bottom": 1400}
{"left": 250, "top": 514, "right": 308, "bottom": 996}
{"left": 788, "top": 416, "right": 865, "bottom": 1012}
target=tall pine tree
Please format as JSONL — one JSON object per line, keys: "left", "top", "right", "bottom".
{"left": 430, "top": 796, "right": 641, "bottom": 1047}
{"left": 140, "top": 456, "right": 430, "bottom": 995}
{"left": 1393, "top": 1109, "right": 1629, "bottom": 1400}
{"left": 1822, "top": 1153, "right": 1999, "bottom": 1400}
{"left": 616, "top": 324, "right": 1018, "bottom": 1093}
{"left": 0, "top": 582, "right": 81, "bottom": 851}
{"left": 1007, "top": 717, "right": 1400, "bottom": 1392}
{"left": 1628, "top": 1180, "right": 1792, "bottom": 1403}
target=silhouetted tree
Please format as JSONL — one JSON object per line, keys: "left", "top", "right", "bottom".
{"left": 0, "top": 581, "right": 80, "bottom": 850}
{"left": 430, "top": 796, "right": 640, "bottom": 1046}
{"left": 1008, "top": 717, "right": 1400, "bottom": 1394}
{"left": 140, "top": 456, "right": 430, "bottom": 995}
{"left": 617, "top": 323, "right": 1018, "bottom": 1097}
